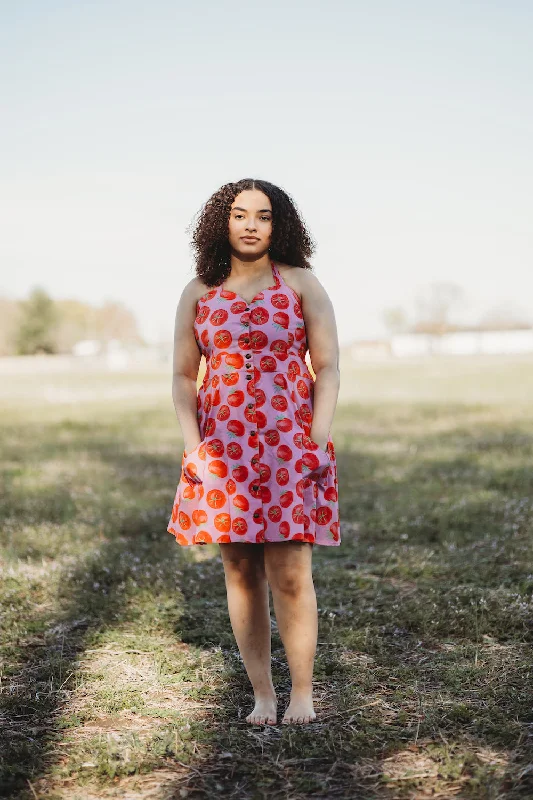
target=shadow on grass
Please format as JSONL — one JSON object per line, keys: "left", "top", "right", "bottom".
{"left": 0, "top": 406, "right": 532, "bottom": 798}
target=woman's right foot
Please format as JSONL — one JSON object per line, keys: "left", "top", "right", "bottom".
{"left": 246, "top": 692, "right": 278, "bottom": 725}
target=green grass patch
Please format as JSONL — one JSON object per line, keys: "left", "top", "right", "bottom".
{"left": 1, "top": 362, "right": 532, "bottom": 798}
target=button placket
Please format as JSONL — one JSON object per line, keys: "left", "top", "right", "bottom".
{"left": 245, "top": 310, "right": 262, "bottom": 524}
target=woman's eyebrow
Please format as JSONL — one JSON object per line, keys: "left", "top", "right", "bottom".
{"left": 231, "top": 206, "right": 272, "bottom": 213}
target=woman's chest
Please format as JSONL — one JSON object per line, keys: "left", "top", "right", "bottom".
{"left": 194, "top": 288, "right": 307, "bottom": 360}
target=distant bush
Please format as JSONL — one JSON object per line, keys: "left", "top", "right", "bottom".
{"left": 0, "top": 288, "right": 144, "bottom": 356}
{"left": 14, "top": 287, "right": 59, "bottom": 355}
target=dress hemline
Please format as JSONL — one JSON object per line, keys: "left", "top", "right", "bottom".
{"left": 166, "top": 526, "right": 341, "bottom": 546}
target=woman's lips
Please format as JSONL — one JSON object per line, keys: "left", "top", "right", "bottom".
{"left": 241, "top": 237, "right": 259, "bottom": 242}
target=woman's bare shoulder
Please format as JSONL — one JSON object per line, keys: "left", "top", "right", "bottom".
{"left": 181, "top": 276, "right": 215, "bottom": 306}
{"left": 275, "top": 262, "right": 320, "bottom": 299}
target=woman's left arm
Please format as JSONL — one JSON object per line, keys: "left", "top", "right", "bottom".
{"left": 299, "top": 269, "right": 340, "bottom": 451}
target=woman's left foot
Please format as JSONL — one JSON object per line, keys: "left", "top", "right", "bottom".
{"left": 282, "top": 693, "right": 317, "bottom": 724}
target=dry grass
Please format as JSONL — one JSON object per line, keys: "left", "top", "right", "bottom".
{"left": 1, "top": 358, "right": 533, "bottom": 798}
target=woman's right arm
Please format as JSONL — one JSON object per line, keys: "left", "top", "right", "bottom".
{"left": 171, "top": 279, "right": 204, "bottom": 454}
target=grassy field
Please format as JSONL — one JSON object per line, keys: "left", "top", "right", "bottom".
{"left": 1, "top": 356, "right": 532, "bottom": 799}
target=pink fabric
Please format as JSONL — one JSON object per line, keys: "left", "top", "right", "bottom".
{"left": 167, "top": 261, "right": 341, "bottom": 546}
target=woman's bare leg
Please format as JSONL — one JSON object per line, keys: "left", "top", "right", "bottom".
{"left": 264, "top": 542, "right": 317, "bottom": 724}
{"left": 219, "top": 542, "right": 277, "bottom": 725}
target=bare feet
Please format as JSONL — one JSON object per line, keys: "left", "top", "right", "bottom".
{"left": 246, "top": 692, "right": 278, "bottom": 725}
{"left": 282, "top": 691, "right": 317, "bottom": 724}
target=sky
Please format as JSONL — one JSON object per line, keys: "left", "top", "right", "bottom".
{"left": 1, "top": 0, "right": 532, "bottom": 345}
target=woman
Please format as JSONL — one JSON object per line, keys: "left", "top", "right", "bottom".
{"left": 167, "top": 178, "right": 341, "bottom": 726}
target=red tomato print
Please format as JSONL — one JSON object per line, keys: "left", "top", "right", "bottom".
{"left": 232, "top": 465, "right": 248, "bottom": 482}
{"left": 226, "top": 352, "right": 244, "bottom": 369}
{"left": 222, "top": 372, "right": 239, "bottom": 387}
{"left": 271, "top": 293, "right": 289, "bottom": 309}
{"left": 167, "top": 261, "right": 340, "bottom": 546}
{"left": 233, "top": 494, "right": 249, "bottom": 511}
{"left": 276, "top": 467, "right": 290, "bottom": 485}
{"left": 210, "top": 309, "right": 228, "bottom": 326}
{"left": 295, "top": 324, "right": 306, "bottom": 342}
{"left": 196, "top": 306, "right": 210, "bottom": 324}
{"left": 232, "top": 517, "right": 248, "bottom": 535}
{"left": 227, "top": 441, "right": 243, "bottom": 460}
{"left": 280, "top": 490, "right": 294, "bottom": 508}
{"left": 255, "top": 410, "right": 267, "bottom": 428}
{"left": 208, "top": 459, "right": 228, "bottom": 479}
{"left": 214, "top": 512, "right": 231, "bottom": 532}
{"left": 251, "top": 307, "right": 269, "bottom": 325}
{"left": 207, "top": 439, "right": 225, "bottom": 458}
{"left": 276, "top": 418, "right": 292, "bottom": 433}
{"left": 214, "top": 329, "right": 232, "bottom": 348}
{"left": 277, "top": 444, "right": 293, "bottom": 463}
{"left": 273, "top": 311, "right": 289, "bottom": 330}
{"left": 250, "top": 330, "right": 268, "bottom": 349}
{"left": 265, "top": 429, "right": 280, "bottom": 447}
{"left": 270, "top": 339, "right": 289, "bottom": 360}
{"left": 217, "top": 404, "right": 231, "bottom": 422}
{"left": 272, "top": 395, "right": 288, "bottom": 412}
{"left": 228, "top": 389, "right": 245, "bottom": 407}
{"left": 260, "top": 355, "right": 277, "bottom": 372}
{"left": 297, "top": 379, "right": 310, "bottom": 399}
{"left": 227, "top": 419, "right": 245, "bottom": 437}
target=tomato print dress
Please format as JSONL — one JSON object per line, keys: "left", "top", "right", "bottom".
{"left": 167, "top": 260, "right": 341, "bottom": 546}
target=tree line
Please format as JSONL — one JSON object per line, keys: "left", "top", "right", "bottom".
{"left": 383, "top": 281, "right": 532, "bottom": 336}
{"left": 0, "top": 288, "right": 144, "bottom": 356}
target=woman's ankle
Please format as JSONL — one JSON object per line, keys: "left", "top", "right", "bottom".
{"left": 252, "top": 681, "right": 276, "bottom": 699}
{"left": 289, "top": 685, "right": 313, "bottom": 699}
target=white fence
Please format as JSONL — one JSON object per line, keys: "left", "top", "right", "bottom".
{"left": 390, "top": 330, "right": 533, "bottom": 358}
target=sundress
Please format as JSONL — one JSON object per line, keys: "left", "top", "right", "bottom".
{"left": 167, "top": 260, "right": 341, "bottom": 546}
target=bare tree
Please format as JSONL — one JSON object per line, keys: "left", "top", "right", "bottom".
{"left": 413, "top": 282, "right": 466, "bottom": 334}
{"left": 383, "top": 306, "right": 410, "bottom": 335}
{"left": 478, "top": 303, "right": 532, "bottom": 331}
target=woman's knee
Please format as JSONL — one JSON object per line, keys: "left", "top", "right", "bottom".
{"left": 268, "top": 568, "right": 313, "bottom": 597}
{"left": 264, "top": 543, "right": 313, "bottom": 596}
{"left": 220, "top": 544, "right": 266, "bottom": 587}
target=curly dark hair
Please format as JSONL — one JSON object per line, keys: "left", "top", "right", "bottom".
{"left": 187, "top": 178, "right": 316, "bottom": 286}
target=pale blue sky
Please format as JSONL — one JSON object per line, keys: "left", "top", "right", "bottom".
{"left": 1, "top": 0, "right": 532, "bottom": 344}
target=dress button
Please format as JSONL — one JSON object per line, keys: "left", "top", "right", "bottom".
{"left": 247, "top": 403, "right": 254, "bottom": 409}
{"left": 245, "top": 353, "right": 251, "bottom": 358}
{"left": 246, "top": 363, "right": 252, "bottom": 369}
{"left": 246, "top": 374, "right": 252, "bottom": 380}
{"left": 243, "top": 322, "right": 249, "bottom": 327}
{"left": 250, "top": 431, "right": 256, "bottom": 436}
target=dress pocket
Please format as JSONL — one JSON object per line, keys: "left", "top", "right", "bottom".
{"left": 302, "top": 435, "right": 331, "bottom": 485}
{"left": 182, "top": 440, "right": 207, "bottom": 484}
{"left": 308, "top": 437, "right": 330, "bottom": 462}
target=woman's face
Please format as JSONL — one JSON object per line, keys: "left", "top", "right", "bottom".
{"left": 228, "top": 189, "right": 272, "bottom": 257}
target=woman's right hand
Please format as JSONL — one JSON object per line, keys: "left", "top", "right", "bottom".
{"left": 182, "top": 439, "right": 205, "bottom": 485}
{"left": 184, "top": 441, "right": 202, "bottom": 456}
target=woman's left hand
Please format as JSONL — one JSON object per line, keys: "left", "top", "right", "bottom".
{"left": 310, "top": 433, "right": 328, "bottom": 452}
